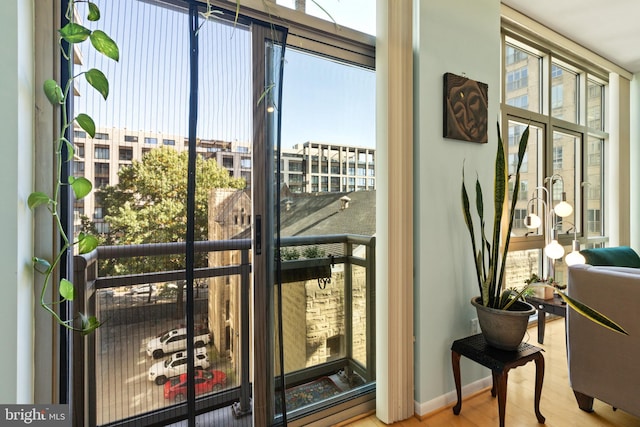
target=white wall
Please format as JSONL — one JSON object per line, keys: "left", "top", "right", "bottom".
{"left": 413, "top": 0, "right": 501, "bottom": 415}
{"left": 0, "top": 0, "right": 35, "bottom": 404}
{"left": 630, "top": 73, "right": 640, "bottom": 250}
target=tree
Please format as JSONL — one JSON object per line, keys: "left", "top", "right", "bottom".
{"left": 99, "top": 147, "right": 245, "bottom": 285}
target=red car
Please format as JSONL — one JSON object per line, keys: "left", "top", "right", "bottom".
{"left": 164, "top": 369, "right": 227, "bottom": 401}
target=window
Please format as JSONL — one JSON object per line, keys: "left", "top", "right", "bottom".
{"left": 95, "top": 163, "right": 109, "bottom": 176}
{"left": 553, "top": 146, "right": 563, "bottom": 169}
{"left": 95, "top": 177, "right": 109, "bottom": 188}
{"left": 75, "top": 144, "right": 85, "bottom": 158}
{"left": 162, "top": 138, "right": 175, "bottom": 146}
{"left": 222, "top": 157, "right": 233, "bottom": 168}
{"left": 587, "top": 209, "right": 601, "bottom": 234}
{"left": 124, "top": 135, "right": 138, "bottom": 142}
{"left": 240, "top": 158, "right": 251, "bottom": 168}
{"left": 94, "top": 132, "right": 109, "bottom": 140}
{"left": 506, "top": 94, "right": 528, "bottom": 109}
{"left": 94, "top": 207, "right": 103, "bottom": 220}
{"left": 119, "top": 147, "right": 133, "bottom": 161}
{"left": 506, "top": 67, "right": 528, "bottom": 91}
{"left": 73, "top": 161, "right": 85, "bottom": 175}
{"left": 95, "top": 146, "right": 110, "bottom": 160}
{"left": 503, "top": 43, "right": 541, "bottom": 113}
{"left": 503, "top": 33, "right": 608, "bottom": 279}
{"left": 505, "top": 45, "right": 527, "bottom": 65}
{"left": 74, "top": 130, "right": 87, "bottom": 139}
{"left": 144, "top": 137, "right": 157, "bottom": 145}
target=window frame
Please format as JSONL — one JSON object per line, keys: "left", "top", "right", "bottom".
{"left": 501, "top": 31, "right": 609, "bottom": 255}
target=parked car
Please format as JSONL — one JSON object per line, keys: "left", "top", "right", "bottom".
{"left": 146, "top": 327, "right": 211, "bottom": 359}
{"left": 148, "top": 347, "right": 209, "bottom": 385}
{"left": 126, "top": 284, "right": 156, "bottom": 295}
{"left": 163, "top": 369, "right": 227, "bottom": 401}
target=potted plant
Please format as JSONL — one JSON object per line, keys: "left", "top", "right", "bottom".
{"left": 461, "top": 123, "right": 627, "bottom": 350}
{"left": 29, "top": 0, "right": 119, "bottom": 335}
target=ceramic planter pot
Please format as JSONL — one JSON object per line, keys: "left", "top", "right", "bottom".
{"left": 471, "top": 297, "right": 536, "bottom": 351}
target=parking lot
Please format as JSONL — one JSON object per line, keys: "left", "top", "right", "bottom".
{"left": 94, "top": 290, "right": 233, "bottom": 425}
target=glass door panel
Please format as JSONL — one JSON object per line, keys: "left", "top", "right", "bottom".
{"left": 273, "top": 46, "right": 376, "bottom": 423}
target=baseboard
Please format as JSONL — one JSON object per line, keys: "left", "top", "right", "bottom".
{"left": 413, "top": 375, "right": 492, "bottom": 418}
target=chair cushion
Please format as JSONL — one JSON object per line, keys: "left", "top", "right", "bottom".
{"left": 579, "top": 246, "right": 640, "bottom": 268}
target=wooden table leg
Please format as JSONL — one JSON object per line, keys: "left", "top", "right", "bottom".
{"left": 451, "top": 351, "right": 462, "bottom": 415}
{"left": 494, "top": 371, "right": 508, "bottom": 427}
{"left": 534, "top": 353, "right": 546, "bottom": 423}
{"left": 537, "top": 310, "right": 545, "bottom": 344}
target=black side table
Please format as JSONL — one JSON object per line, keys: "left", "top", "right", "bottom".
{"left": 451, "top": 334, "right": 545, "bottom": 427}
{"left": 525, "top": 294, "right": 566, "bottom": 344}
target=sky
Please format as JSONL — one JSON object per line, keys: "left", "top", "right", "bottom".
{"left": 74, "top": 0, "right": 376, "bottom": 149}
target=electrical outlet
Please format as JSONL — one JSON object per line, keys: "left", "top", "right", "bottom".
{"left": 470, "top": 318, "right": 480, "bottom": 334}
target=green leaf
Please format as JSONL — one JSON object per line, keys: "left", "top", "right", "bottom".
{"left": 85, "top": 69, "right": 109, "bottom": 100}
{"left": 558, "top": 291, "right": 628, "bottom": 335}
{"left": 64, "top": 138, "right": 74, "bottom": 161}
{"left": 28, "top": 192, "right": 51, "bottom": 210}
{"left": 90, "top": 30, "right": 119, "bottom": 62}
{"left": 75, "top": 114, "right": 96, "bottom": 138}
{"left": 33, "top": 257, "right": 52, "bottom": 274}
{"left": 78, "top": 232, "right": 99, "bottom": 254}
{"left": 79, "top": 313, "right": 102, "bottom": 336}
{"left": 87, "top": 2, "right": 101, "bottom": 21}
{"left": 43, "top": 80, "right": 64, "bottom": 105}
{"left": 69, "top": 176, "right": 92, "bottom": 199}
{"left": 59, "top": 23, "right": 91, "bottom": 43}
{"left": 59, "top": 279, "right": 75, "bottom": 301}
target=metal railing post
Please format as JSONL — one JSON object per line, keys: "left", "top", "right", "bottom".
{"left": 232, "top": 248, "right": 252, "bottom": 417}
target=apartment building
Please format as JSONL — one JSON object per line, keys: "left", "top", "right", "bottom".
{"left": 72, "top": 127, "right": 252, "bottom": 233}
{"left": 73, "top": 130, "right": 377, "bottom": 232}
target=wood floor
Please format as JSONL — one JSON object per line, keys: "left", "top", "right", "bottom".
{"left": 344, "top": 318, "right": 640, "bottom": 427}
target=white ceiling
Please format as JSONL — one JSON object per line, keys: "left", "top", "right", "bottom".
{"left": 502, "top": 0, "right": 640, "bottom": 73}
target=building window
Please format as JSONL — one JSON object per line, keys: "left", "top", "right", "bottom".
{"left": 73, "top": 161, "right": 85, "bottom": 175}
{"left": 553, "top": 146, "right": 563, "bottom": 170}
{"left": 240, "top": 158, "right": 251, "bottom": 168}
{"left": 94, "top": 163, "right": 109, "bottom": 178}
{"left": 95, "top": 177, "right": 109, "bottom": 188}
{"left": 587, "top": 209, "right": 601, "bottom": 233}
{"left": 94, "top": 146, "right": 110, "bottom": 160}
{"left": 506, "top": 67, "right": 528, "bottom": 91}
{"left": 94, "top": 132, "right": 109, "bottom": 140}
{"left": 124, "top": 135, "right": 138, "bottom": 142}
{"left": 94, "top": 207, "right": 104, "bottom": 220}
{"left": 144, "top": 137, "right": 157, "bottom": 145}
{"left": 74, "top": 130, "right": 86, "bottom": 139}
{"left": 119, "top": 147, "right": 133, "bottom": 161}
{"left": 222, "top": 157, "right": 233, "bottom": 168}
{"left": 75, "top": 144, "right": 85, "bottom": 158}
{"left": 162, "top": 138, "right": 175, "bottom": 146}
{"left": 506, "top": 94, "right": 528, "bottom": 109}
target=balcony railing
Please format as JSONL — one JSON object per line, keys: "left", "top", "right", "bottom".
{"left": 73, "top": 234, "right": 375, "bottom": 427}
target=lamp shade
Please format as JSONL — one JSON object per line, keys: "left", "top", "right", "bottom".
{"left": 544, "top": 239, "right": 565, "bottom": 260}
{"left": 565, "top": 250, "right": 586, "bottom": 266}
{"left": 524, "top": 213, "right": 541, "bottom": 229}
{"left": 554, "top": 201, "right": 573, "bottom": 217}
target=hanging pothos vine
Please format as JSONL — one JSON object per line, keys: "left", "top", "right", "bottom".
{"left": 29, "top": 0, "right": 119, "bottom": 335}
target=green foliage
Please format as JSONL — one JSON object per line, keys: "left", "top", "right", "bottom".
{"left": 97, "top": 147, "right": 245, "bottom": 275}
{"left": 280, "top": 247, "right": 300, "bottom": 260}
{"left": 302, "top": 246, "right": 326, "bottom": 259}
{"left": 28, "top": 1, "right": 118, "bottom": 334}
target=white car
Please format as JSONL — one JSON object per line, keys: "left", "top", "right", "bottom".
{"left": 146, "top": 327, "right": 211, "bottom": 359}
{"left": 148, "top": 347, "right": 209, "bottom": 385}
